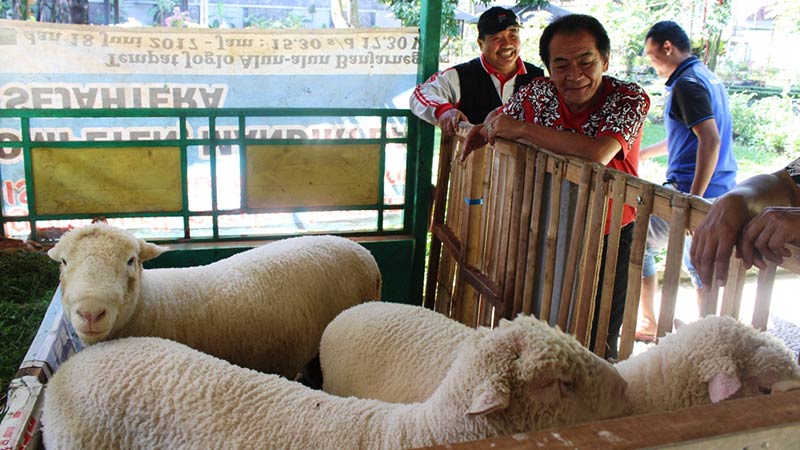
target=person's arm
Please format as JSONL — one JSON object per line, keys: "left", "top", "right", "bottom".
{"left": 467, "top": 82, "right": 649, "bottom": 164}
{"left": 480, "top": 113, "right": 623, "bottom": 164}
{"left": 640, "top": 139, "right": 668, "bottom": 160}
{"left": 409, "top": 68, "right": 466, "bottom": 135}
{"left": 688, "top": 118, "right": 721, "bottom": 197}
{"left": 690, "top": 168, "right": 800, "bottom": 287}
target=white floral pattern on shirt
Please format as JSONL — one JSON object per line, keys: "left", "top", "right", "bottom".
{"left": 787, "top": 157, "right": 800, "bottom": 186}
{"left": 502, "top": 76, "right": 649, "bottom": 151}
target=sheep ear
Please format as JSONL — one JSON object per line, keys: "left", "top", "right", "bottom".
{"left": 498, "top": 318, "right": 513, "bottom": 329}
{"left": 139, "top": 241, "right": 167, "bottom": 261}
{"left": 47, "top": 246, "right": 61, "bottom": 261}
{"left": 707, "top": 372, "right": 741, "bottom": 403}
{"left": 466, "top": 382, "right": 509, "bottom": 417}
{"left": 673, "top": 318, "right": 687, "bottom": 330}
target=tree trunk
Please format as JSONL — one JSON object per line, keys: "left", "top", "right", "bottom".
{"left": 70, "top": 0, "right": 89, "bottom": 24}
{"left": 330, "top": 0, "right": 349, "bottom": 28}
{"left": 708, "top": 31, "right": 722, "bottom": 72}
{"left": 348, "top": 0, "right": 359, "bottom": 27}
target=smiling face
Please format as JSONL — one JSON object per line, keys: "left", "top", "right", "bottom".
{"left": 547, "top": 30, "right": 609, "bottom": 113}
{"left": 479, "top": 26, "right": 521, "bottom": 77}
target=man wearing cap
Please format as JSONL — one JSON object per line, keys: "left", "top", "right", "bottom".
{"left": 410, "top": 6, "right": 545, "bottom": 135}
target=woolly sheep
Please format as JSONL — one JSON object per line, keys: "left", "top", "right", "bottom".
{"left": 321, "top": 302, "right": 472, "bottom": 402}
{"left": 47, "top": 223, "right": 381, "bottom": 378}
{"left": 615, "top": 315, "right": 800, "bottom": 415}
{"left": 42, "top": 316, "right": 630, "bottom": 450}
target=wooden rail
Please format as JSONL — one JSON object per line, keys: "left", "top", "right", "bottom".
{"left": 425, "top": 128, "right": 800, "bottom": 360}
{"left": 420, "top": 390, "right": 800, "bottom": 450}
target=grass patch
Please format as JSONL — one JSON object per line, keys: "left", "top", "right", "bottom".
{"left": 639, "top": 121, "right": 785, "bottom": 183}
{"left": 0, "top": 250, "right": 60, "bottom": 392}
{"left": 642, "top": 120, "right": 667, "bottom": 148}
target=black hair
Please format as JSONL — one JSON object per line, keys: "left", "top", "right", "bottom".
{"left": 645, "top": 21, "right": 691, "bottom": 53}
{"left": 539, "top": 14, "right": 610, "bottom": 70}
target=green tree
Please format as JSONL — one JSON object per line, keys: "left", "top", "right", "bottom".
{"left": 698, "top": 0, "right": 730, "bottom": 71}
{"left": 381, "top": 0, "right": 550, "bottom": 46}
{"left": 590, "top": 0, "right": 670, "bottom": 77}
{"left": 774, "top": 2, "right": 800, "bottom": 34}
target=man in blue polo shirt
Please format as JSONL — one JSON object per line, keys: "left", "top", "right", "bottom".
{"left": 636, "top": 21, "right": 738, "bottom": 340}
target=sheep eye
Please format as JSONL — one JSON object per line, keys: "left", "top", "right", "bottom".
{"left": 758, "top": 386, "right": 771, "bottom": 395}
{"left": 61, "top": 258, "right": 67, "bottom": 266}
{"left": 127, "top": 256, "right": 135, "bottom": 266}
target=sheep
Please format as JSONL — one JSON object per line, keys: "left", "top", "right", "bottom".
{"left": 321, "top": 302, "right": 472, "bottom": 402}
{"left": 42, "top": 316, "right": 630, "bottom": 450}
{"left": 47, "top": 223, "right": 381, "bottom": 378}
{"left": 615, "top": 315, "right": 800, "bottom": 415}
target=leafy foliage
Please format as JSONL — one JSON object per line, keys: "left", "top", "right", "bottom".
{"left": 728, "top": 92, "right": 800, "bottom": 154}
{"left": 381, "top": 0, "right": 549, "bottom": 41}
{"left": 150, "top": 0, "right": 177, "bottom": 26}
{"left": 0, "top": 250, "right": 60, "bottom": 393}
{"left": 246, "top": 12, "right": 310, "bottom": 29}
{"left": 774, "top": 2, "right": 800, "bottom": 34}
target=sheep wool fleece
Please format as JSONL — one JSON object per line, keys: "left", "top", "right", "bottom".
{"left": 321, "top": 302, "right": 473, "bottom": 403}
{"left": 615, "top": 315, "right": 800, "bottom": 415}
{"left": 49, "top": 223, "right": 382, "bottom": 378}
{"left": 43, "top": 316, "right": 630, "bottom": 450}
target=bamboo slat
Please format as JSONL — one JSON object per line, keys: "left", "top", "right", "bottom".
{"left": 592, "top": 174, "right": 627, "bottom": 357}
{"left": 618, "top": 184, "right": 655, "bottom": 360}
{"left": 720, "top": 256, "right": 747, "bottom": 318}
{"left": 521, "top": 152, "right": 548, "bottom": 316}
{"left": 511, "top": 149, "right": 536, "bottom": 316}
{"left": 541, "top": 159, "right": 566, "bottom": 324}
{"left": 752, "top": 263, "right": 777, "bottom": 330}
{"left": 573, "top": 168, "right": 607, "bottom": 344}
{"left": 657, "top": 195, "right": 689, "bottom": 338}
{"left": 500, "top": 145, "right": 527, "bottom": 319}
{"left": 556, "top": 164, "right": 593, "bottom": 330}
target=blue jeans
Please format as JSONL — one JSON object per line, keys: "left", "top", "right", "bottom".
{"left": 642, "top": 215, "right": 702, "bottom": 289}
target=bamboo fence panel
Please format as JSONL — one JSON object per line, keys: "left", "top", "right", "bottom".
{"left": 425, "top": 130, "right": 800, "bottom": 359}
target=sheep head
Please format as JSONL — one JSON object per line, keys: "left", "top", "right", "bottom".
{"left": 668, "top": 316, "right": 800, "bottom": 404}
{"left": 455, "top": 315, "right": 630, "bottom": 434}
{"left": 48, "top": 224, "right": 166, "bottom": 344}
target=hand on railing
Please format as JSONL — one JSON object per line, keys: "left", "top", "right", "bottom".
{"left": 692, "top": 196, "right": 800, "bottom": 287}
{"left": 461, "top": 112, "right": 532, "bottom": 162}
{"left": 738, "top": 206, "right": 800, "bottom": 270}
{"left": 460, "top": 123, "right": 489, "bottom": 161}
{"left": 437, "top": 109, "right": 468, "bottom": 137}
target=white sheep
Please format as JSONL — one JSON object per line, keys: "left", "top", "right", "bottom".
{"left": 615, "top": 315, "right": 800, "bottom": 415}
{"left": 42, "top": 315, "right": 630, "bottom": 450}
{"left": 47, "top": 223, "right": 381, "bottom": 378}
{"left": 321, "top": 302, "right": 472, "bottom": 402}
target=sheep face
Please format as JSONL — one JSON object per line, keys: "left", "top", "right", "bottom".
{"left": 669, "top": 316, "right": 800, "bottom": 404}
{"left": 460, "top": 315, "right": 630, "bottom": 434}
{"left": 48, "top": 224, "right": 165, "bottom": 344}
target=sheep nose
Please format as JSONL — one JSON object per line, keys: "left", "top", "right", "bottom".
{"left": 77, "top": 308, "right": 107, "bottom": 325}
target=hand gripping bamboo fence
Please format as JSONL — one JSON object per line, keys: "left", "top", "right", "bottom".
{"left": 425, "top": 129, "right": 800, "bottom": 361}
